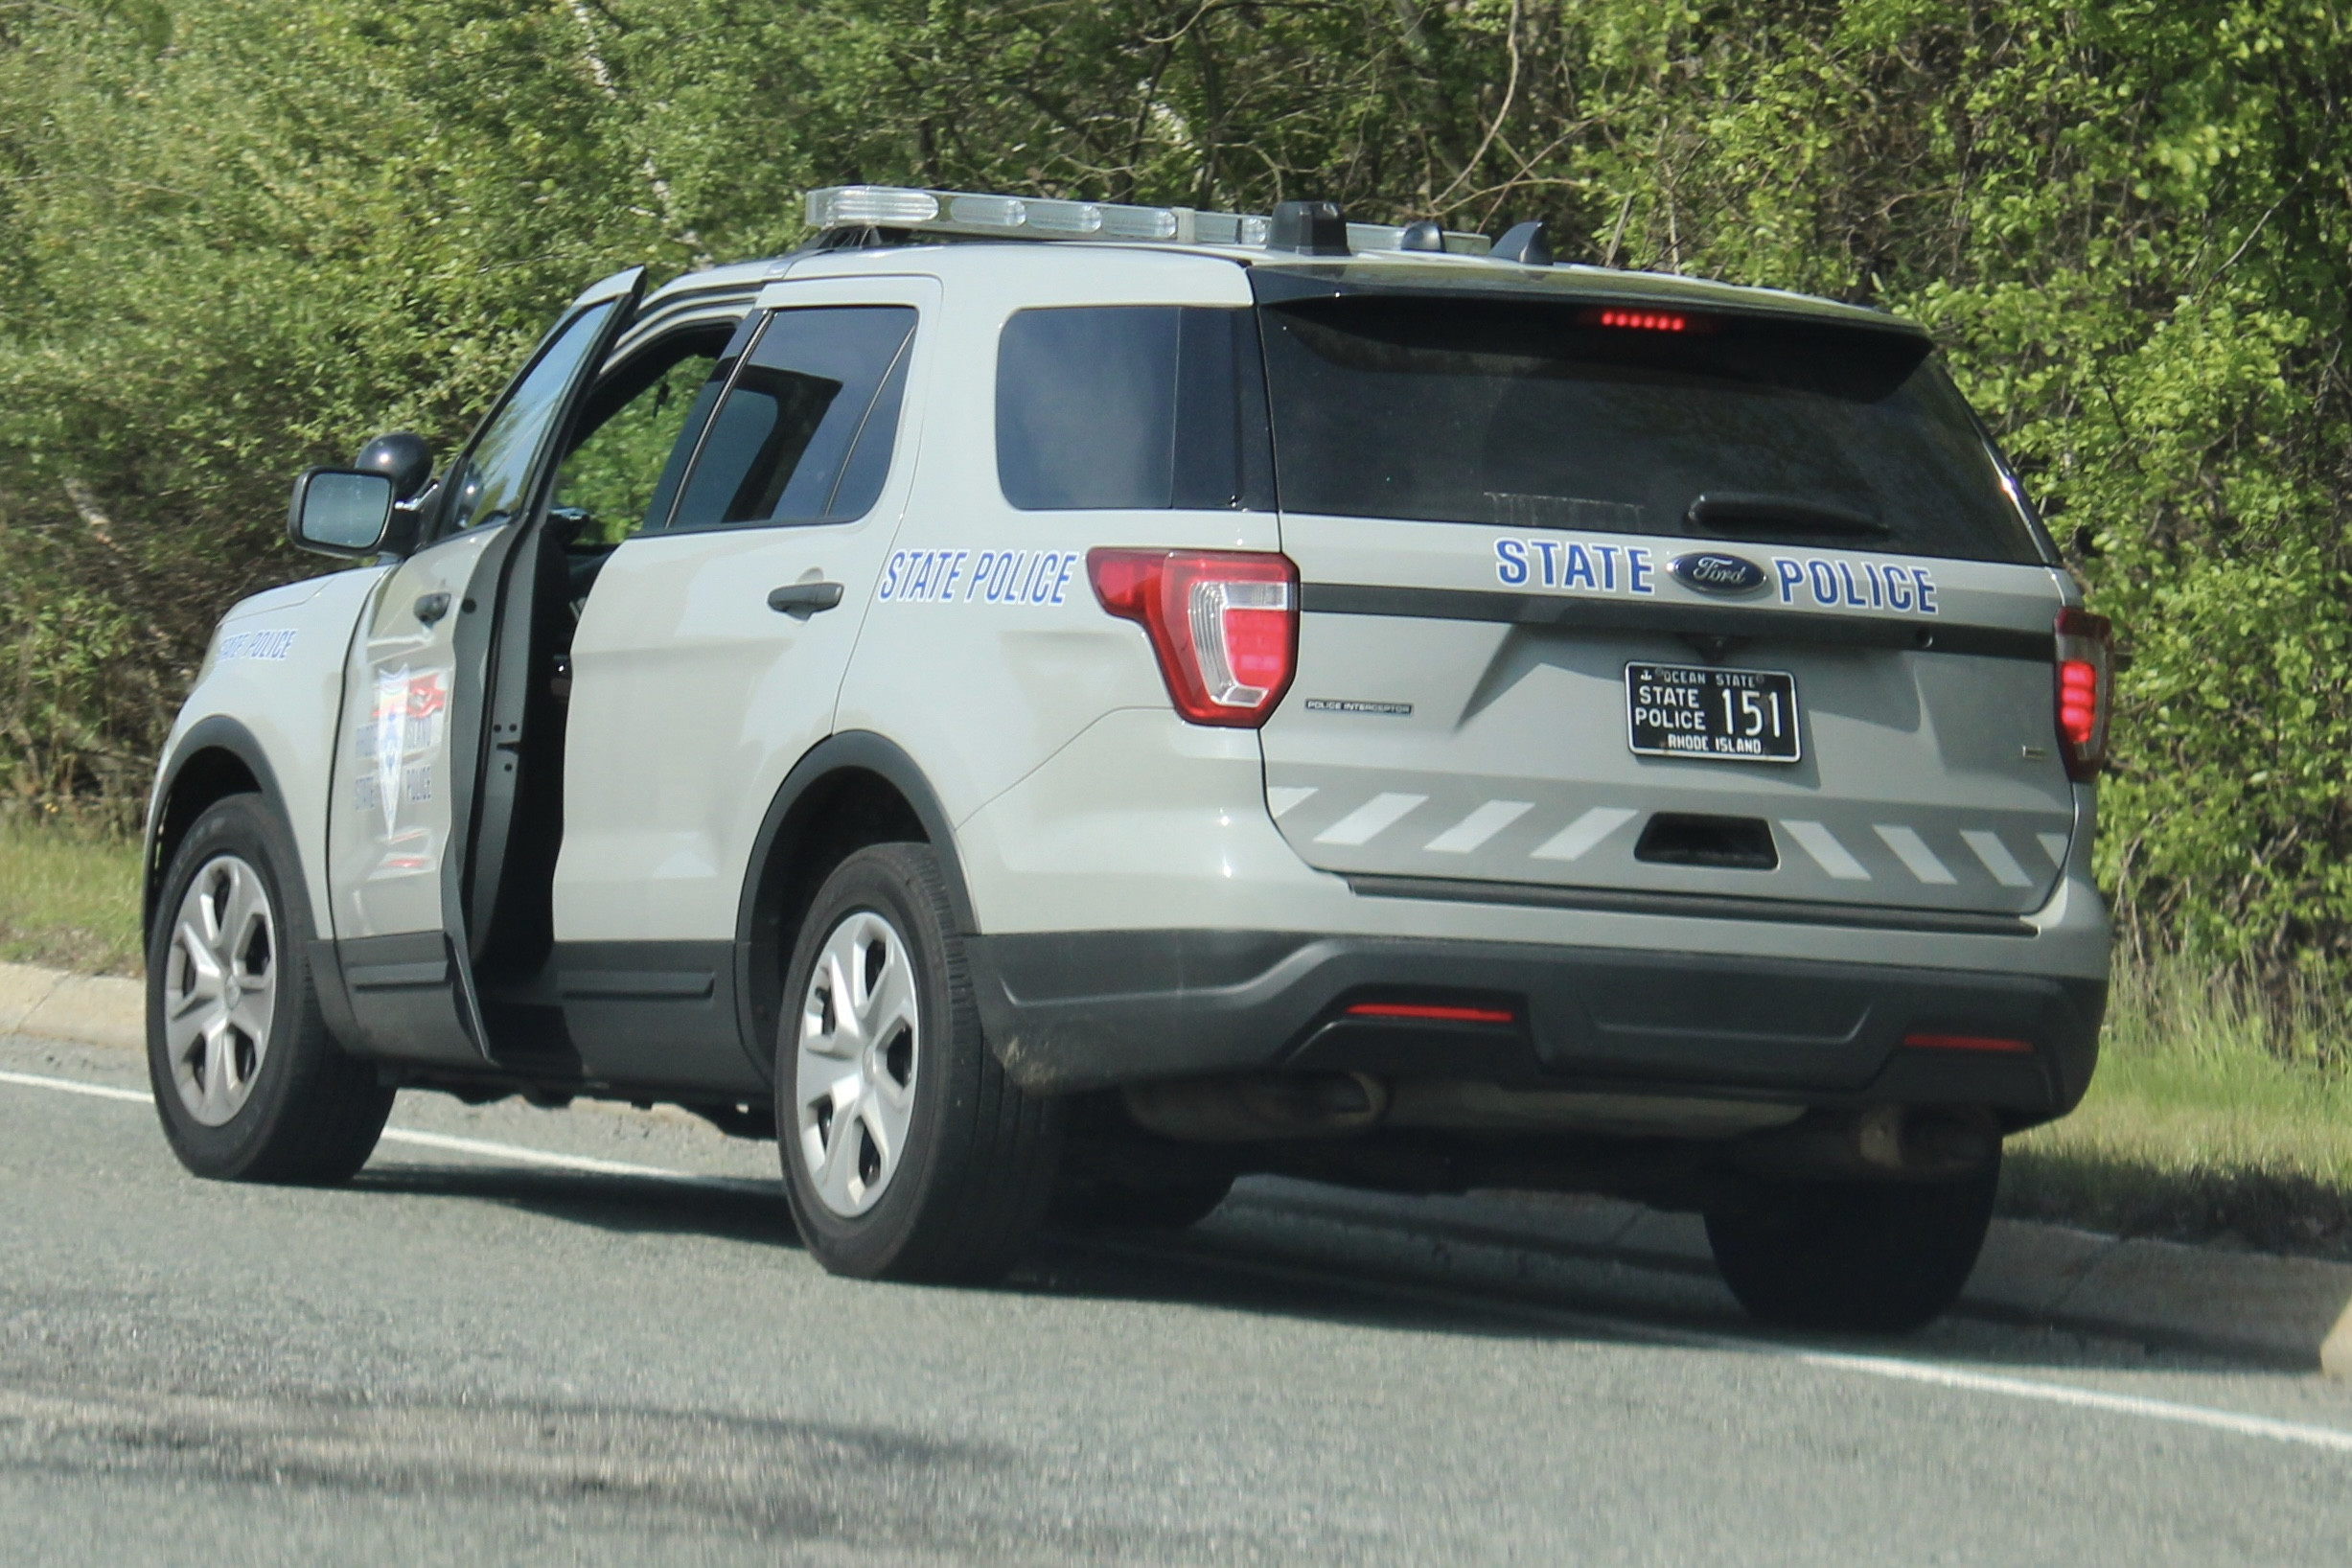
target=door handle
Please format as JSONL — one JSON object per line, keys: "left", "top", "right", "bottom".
{"left": 413, "top": 591, "right": 451, "bottom": 625}
{"left": 767, "top": 582, "right": 845, "bottom": 618}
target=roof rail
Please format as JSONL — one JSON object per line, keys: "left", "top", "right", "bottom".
{"left": 803, "top": 186, "right": 1495, "bottom": 259}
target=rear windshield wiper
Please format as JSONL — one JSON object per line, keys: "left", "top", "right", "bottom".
{"left": 1686, "top": 493, "right": 1889, "bottom": 539}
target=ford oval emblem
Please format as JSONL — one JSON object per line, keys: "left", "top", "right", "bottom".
{"left": 1669, "top": 551, "right": 1769, "bottom": 596}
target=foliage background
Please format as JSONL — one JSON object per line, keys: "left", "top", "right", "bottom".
{"left": 1, "top": 0, "right": 2346, "bottom": 982}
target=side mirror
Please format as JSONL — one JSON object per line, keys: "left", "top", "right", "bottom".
{"left": 353, "top": 431, "right": 434, "bottom": 500}
{"left": 288, "top": 468, "right": 396, "bottom": 558}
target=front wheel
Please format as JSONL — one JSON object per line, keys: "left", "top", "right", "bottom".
{"left": 1703, "top": 1151, "right": 2000, "bottom": 1333}
{"left": 147, "top": 796, "right": 394, "bottom": 1184}
{"left": 776, "top": 842, "right": 1062, "bottom": 1283}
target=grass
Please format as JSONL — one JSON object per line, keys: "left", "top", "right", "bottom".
{"left": 2002, "top": 957, "right": 2352, "bottom": 1259}
{"left": 1, "top": 815, "right": 2349, "bottom": 1257}
{"left": 0, "top": 813, "right": 143, "bottom": 976}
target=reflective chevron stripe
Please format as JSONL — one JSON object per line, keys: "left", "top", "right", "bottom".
{"left": 1875, "top": 824, "right": 1957, "bottom": 884}
{"left": 1423, "top": 800, "right": 1533, "bottom": 853}
{"left": 1781, "top": 819, "right": 1871, "bottom": 880}
{"left": 1314, "top": 792, "right": 1427, "bottom": 845}
{"left": 1962, "top": 830, "right": 2033, "bottom": 888}
{"left": 1266, "top": 785, "right": 1318, "bottom": 819}
{"left": 1531, "top": 807, "right": 1637, "bottom": 862}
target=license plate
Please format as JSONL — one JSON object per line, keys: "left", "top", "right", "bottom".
{"left": 1626, "top": 662, "right": 1801, "bottom": 763}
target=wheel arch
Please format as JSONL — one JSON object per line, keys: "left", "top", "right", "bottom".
{"left": 732, "top": 732, "right": 977, "bottom": 1080}
{"left": 145, "top": 718, "right": 301, "bottom": 951}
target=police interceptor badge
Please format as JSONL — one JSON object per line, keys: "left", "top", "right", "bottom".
{"left": 1626, "top": 662, "right": 1801, "bottom": 763}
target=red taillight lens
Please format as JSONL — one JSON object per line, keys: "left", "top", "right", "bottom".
{"left": 1088, "top": 548, "right": 1300, "bottom": 727}
{"left": 1902, "top": 1030, "right": 2034, "bottom": 1054}
{"left": 1345, "top": 1002, "right": 1518, "bottom": 1026}
{"left": 2052, "top": 608, "right": 2112, "bottom": 780}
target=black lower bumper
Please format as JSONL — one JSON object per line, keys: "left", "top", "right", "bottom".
{"left": 966, "top": 930, "right": 2105, "bottom": 1122}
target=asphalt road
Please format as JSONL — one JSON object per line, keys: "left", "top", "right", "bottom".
{"left": 7, "top": 1031, "right": 2352, "bottom": 1566}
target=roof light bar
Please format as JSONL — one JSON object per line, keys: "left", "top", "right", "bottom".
{"left": 804, "top": 185, "right": 1491, "bottom": 257}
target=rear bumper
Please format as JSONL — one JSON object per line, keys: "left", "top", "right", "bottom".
{"left": 968, "top": 929, "right": 2105, "bottom": 1124}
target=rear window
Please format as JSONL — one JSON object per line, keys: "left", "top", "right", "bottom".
{"left": 996, "top": 307, "right": 1272, "bottom": 511}
{"left": 1256, "top": 296, "right": 2043, "bottom": 564}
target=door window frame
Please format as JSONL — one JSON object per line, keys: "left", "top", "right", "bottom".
{"left": 650, "top": 282, "right": 933, "bottom": 539}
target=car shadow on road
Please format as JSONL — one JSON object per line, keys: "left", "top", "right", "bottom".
{"left": 344, "top": 1163, "right": 2270, "bottom": 1381}
{"left": 349, "top": 1163, "right": 802, "bottom": 1248}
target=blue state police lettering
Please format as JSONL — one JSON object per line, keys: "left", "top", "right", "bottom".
{"left": 879, "top": 547, "right": 1080, "bottom": 606}
{"left": 1494, "top": 536, "right": 1655, "bottom": 595}
{"left": 1771, "top": 555, "right": 1938, "bottom": 615}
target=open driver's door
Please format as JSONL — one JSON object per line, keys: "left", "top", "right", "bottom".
{"left": 326, "top": 267, "right": 647, "bottom": 1067}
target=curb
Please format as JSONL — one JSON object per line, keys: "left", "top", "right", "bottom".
{"left": 0, "top": 961, "right": 143, "bottom": 1051}
{"left": 7, "top": 958, "right": 2349, "bottom": 1372}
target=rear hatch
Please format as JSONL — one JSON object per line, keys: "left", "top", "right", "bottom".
{"left": 1253, "top": 275, "right": 2077, "bottom": 922}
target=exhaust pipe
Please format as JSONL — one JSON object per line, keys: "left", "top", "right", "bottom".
{"left": 1122, "top": 1073, "right": 1389, "bottom": 1141}
{"left": 1732, "top": 1105, "right": 1998, "bottom": 1182}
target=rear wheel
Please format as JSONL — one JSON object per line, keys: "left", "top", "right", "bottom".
{"left": 1703, "top": 1151, "right": 2000, "bottom": 1332}
{"left": 777, "top": 842, "right": 1062, "bottom": 1282}
{"left": 147, "top": 796, "right": 393, "bottom": 1184}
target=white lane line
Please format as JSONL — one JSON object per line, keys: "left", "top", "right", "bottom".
{"left": 1314, "top": 792, "right": 1427, "bottom": 846}
{"left": 1423, "top": 800, "right": 1532, "bottom": 854}
{"left": 1787, "top": 1347, "right": 2352, "bottom": 1455}
{"left": 0, "top": 1069, "right": 150, "bottom": 1104}
{"left": 1961, "top": 829, "right": 2035, "bottom": 888}
{"left": 375, "top": 1127, "right": 697, "bottom": 1181}
{"left": 1121, "top": 1234, "right": 2352, "bottom": 1460}
{"left": 1875, "top": 824, "right": 1958, "bottom": 885}
{"left": 1530, "top": 807, "right": 1637, "bottom": 863}
{"left": 0, "top": 1067, "right": 769, "bottom": 1190}
{"left": 1780, "top": 819, "right": 1872, "bottom": 880}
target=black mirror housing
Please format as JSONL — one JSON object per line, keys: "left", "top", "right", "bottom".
{"left": 352, "top": 431, "right": 434, "bottom": 500}
{"left": 288, "top": 467, "right": 397, "bottom": 558}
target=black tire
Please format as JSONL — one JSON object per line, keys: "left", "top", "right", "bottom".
{"left": 1051, "top": 1170, "right": 1235, "bottom": 1231}
{"left": 775, "top": 842, "right": 1062, "bottom": 1283}
{"left": 1704, "top": 1150, "right": 2000, "bottom": 1333}
{"left": 147, "top": 796, "right": 394, "bottom": 1184}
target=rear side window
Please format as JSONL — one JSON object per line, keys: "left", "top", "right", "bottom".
{"left": 1257, "top": 296, "right": 2044, "bottom": 564}
{"left": 667, "top": 305, "right": 916, "bottom": 530}
{"left": 996, "top": 307, "right": 1272, "bottom": 511}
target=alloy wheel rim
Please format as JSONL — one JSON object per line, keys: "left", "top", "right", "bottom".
{"left": 795, "top": 910, "right": 920, "bottom": 1217}
{"left": 164, "top": 854, "right": 277, "bottom": 1127}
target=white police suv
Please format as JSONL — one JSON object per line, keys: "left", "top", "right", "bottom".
{"left": 144, "top": 187, "right": 2112, "bottom": 1328}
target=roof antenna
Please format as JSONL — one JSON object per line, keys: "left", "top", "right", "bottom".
{"left": 1491, "top": 220, "right": 1552, "bottom": 267}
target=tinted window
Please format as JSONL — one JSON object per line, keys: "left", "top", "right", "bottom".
{"left": 669, "top": 306, "right": 916, "bottom": 529}
{"left": 1257, "top": 296, "right": 2043, "bottom": 564}
{"left": 997, "top": 306, "right": 1271, "bottom": 511}
{"left": 443, "top": 300, "right": 621, "bottom": 535}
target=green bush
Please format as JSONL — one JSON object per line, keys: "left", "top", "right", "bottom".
{"left": 2, "top": 0, "right": 2347, "bottom": 977}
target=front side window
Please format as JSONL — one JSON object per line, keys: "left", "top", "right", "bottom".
{"left": 667, "top": 306, "right": 917, "bottom": 530}
{"left": 441, "top": 300, "right": 624, "bottom": 536}
{"left": 996, "top": 306, "right": 1270, "bottom": 511}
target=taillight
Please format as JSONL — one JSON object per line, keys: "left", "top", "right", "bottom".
{"left": 1088, "top": 548, "right": 1299, "bottom": 726}
{"left": 2053, "top": 607, "right": 2112, "bottom": 780}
